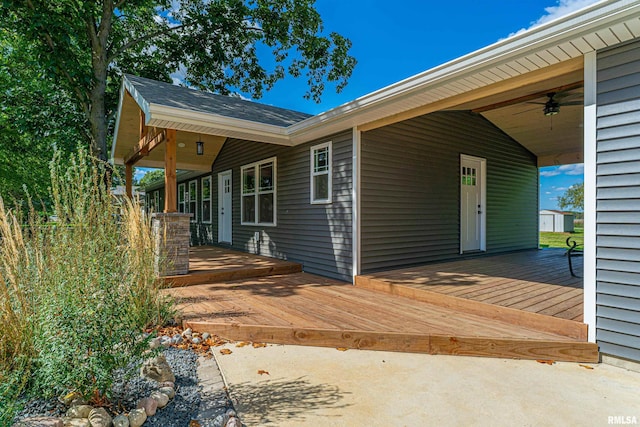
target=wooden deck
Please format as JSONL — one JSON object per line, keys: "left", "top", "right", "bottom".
{"left": 164, "top": 246, "right": 302, "bottom": 287}
{"left": 356, "top": 249, "right": 586, "bottom": 340}
{"left": 166, "top": 248, "right": 597, "bottom": 362}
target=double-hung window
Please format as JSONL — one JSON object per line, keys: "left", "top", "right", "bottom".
{"left": 310, "top": 141, "right": 332, "bottom": 204}
{"left": 188, "top": 180, "right": 197, "bottom": 222}
{"left": 153, "top": 191, "right": 160, "bottom": 213}
{"left": 178, "top": 183, "right": 186, "bottom": 213}
{"left": 201, "top": 176, "right": 212, "bottom": 223}
{"left": 241, "top": 157, "right": 276, "bottom": 226}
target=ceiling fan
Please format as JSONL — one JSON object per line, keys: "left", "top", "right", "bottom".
{"left": 527, "top": 92, "right": 583, "bottom": 116}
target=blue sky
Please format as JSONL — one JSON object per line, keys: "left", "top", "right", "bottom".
{"left": 144, "top": 0, "right": 595, "bottom": 209}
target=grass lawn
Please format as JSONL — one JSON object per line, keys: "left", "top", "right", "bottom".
{"left": 540, "top": 227, "right": 584, "bottom": 249}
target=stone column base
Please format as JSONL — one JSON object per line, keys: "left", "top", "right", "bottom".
{"left": 152, "top": 213, "right": 192, "bottom": 276}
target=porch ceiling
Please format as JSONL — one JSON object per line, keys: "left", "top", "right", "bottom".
{"left": 113, "top": 92, "right": 225, "bottom": 171}
{"left": 452, "top": 65, "right": 584, "bottom": 167}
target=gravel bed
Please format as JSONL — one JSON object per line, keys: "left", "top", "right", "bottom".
{"left": 14, "top": 347, "right": 203, "bottom": 426}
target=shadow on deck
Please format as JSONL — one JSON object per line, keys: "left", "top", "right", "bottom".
{"left": 165, "top": 247, "right": 597, "bottom": 363}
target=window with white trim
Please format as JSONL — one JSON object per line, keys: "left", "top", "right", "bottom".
{"left": 188, "top": 180, "right": 197, "bottom": 222}
{"left": 241, "top": 157, "right": 276, "bottom": 226}
{"left": 178, "top": 183, "right": 186, "bottom": 213}
{"left": 310, "top": 141, "right": 332, "bottom": 204}
{"left": 202, "top": 176, "right": 212, "bottom": 223}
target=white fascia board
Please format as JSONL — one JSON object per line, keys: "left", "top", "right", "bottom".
{"left": 110, "top": 82, "right": 128, "bottom": 163}
{"left": 122, "top": 76, "right": 152, "bottom": 121}
{"left": 148, "top": 104, "right": 293, "bottom": 146}
{"left": 287, "top": 0, "right": 640, "bottom": 140}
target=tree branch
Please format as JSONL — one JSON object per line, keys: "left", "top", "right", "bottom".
{"left": 108, "top": 22, "right": 186, "bottom": 62}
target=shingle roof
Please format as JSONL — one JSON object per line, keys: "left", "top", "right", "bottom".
{"left": 125, "top": 74, "right": 312, "bottom": 127}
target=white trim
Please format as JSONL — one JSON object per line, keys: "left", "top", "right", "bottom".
{"left": 460, "top": 154, "right": 487, "bottom": 253}
{"left": 352, "top": 128, "right": 361, "bottom": 282}
{"left": 178, "top": 183, "right": 186, "bottom": 213}
{"left": 240, "top": 157, "right": 277, "bottom": 227}
{"left": 218, "top": 170, "right": 233, "bottom": 244}
{"left": 201, "top": 176, "right": 212, "bottom": 224}
{"left": 188, "top": 179, "right": 198, "bottom": 222}
{"left": 583, "top": 50, "right": 598, "bottom": 343}
{"left": 310, "top": 141, "right": 333, "bottom": 204}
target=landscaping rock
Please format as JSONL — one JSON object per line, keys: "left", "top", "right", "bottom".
{"left": 225, "top": 409, "right": 236, "bottom": 418}
{"left": 149, "top": 336, "right": 162, "bottom": 350}
{"left": 225, "top": 417, "right": 240, "bottom": 427}
{"left": 191, "top": 337, "right": 201, "bottom": 344}
{"left": 14, "top": 417, "right": 64, "bottom": 427}
{"left": 136, "top": 397, "right": 158, "bottom": 417}
{"left": 202, "top": 332, "right": 211, "bottom": 341}
{"left": 158, "top": 386, "right": 175, "bottom": 399}
{"left": 66, "top": 405, "right": 93, "bottom": 418}
{"left": 171, "top": 334, "right": 183, "bottom": 345}
{"left": 62, "top": 418, "right": 90, "bottom": 427}
{"left": 59, "top": 392, "right": 82, "bottom": 406}
{"left": 140, "top": 354, "right": 175, "bottom": 383}
{"left": 126, "top": 409, "right": 146, "bottom": 427}
{"left": 158, "top": 381, "right": 175, "bottom": 389}
{"left": 150, "top": 390, "right": 169, "bottom": 408}
{"left": 182, "top": 328, "right": 192, "bottom": 337}
{"left": 160, "top": 336, "right": 173, "bottom": 347}
{"left": 111, "top": 415, "right": 129, "bottom": 427}
{"left": 87, "top": 407, "right": 112, "bottom": 427}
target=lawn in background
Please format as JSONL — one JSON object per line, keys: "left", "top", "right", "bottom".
{"left": 540, "top": 226, "right": 584, "bottom": 249}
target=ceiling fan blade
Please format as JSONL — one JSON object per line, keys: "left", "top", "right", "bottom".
{"left": 560, "top": 101, "right": 583, "bottom": 106}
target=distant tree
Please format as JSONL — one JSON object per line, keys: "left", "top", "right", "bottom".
{"left": 2, "top": 1, "right": 357, "bottom": 162}
{"left": 138, "top": 169, "right": 165, "bottom": 188}
{"left": 557, "top": 183, "right": 584, "bottom": 212}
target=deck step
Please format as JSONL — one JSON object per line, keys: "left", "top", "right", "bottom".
{"left": 185, "top": 321, "right": 599, "bottom": 363}
{"left": 165, "top": 262, "right": 302, "bottom": 287}
{"left": 354, "top": 275, "right": 589, "bottom": 341}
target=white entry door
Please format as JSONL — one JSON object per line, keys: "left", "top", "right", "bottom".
{"left": 218, "top": 170, "right": 232, "bottom": 244}
{"left": 460, "top": 155, "right": 486, "bottom": 253}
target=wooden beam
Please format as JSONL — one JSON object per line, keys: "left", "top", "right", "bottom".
{"left": 124, "top": 128, "right": 166, "bottom": 165}
{"left": 140, "top": 110, "right": 147, "bottom": 139}
{"left": 164, "top": 129, "right": 177, "bottom": 213}
{"left": 125, "top": 163, "right": 133, "bottom": 199}
{"left": 471, "top": 81, "right": 584, "bottom": 113}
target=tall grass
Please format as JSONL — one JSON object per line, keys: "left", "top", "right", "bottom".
{"left": 0, "top": 149, "right": 173, "bottom": 422}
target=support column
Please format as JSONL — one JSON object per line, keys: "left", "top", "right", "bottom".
{"left": 125, "top": 163, "right": 133, "bottom": 199}
{"left": 164, "top": 129, "right": 177, "bottom": 213}
{"left": 152, "top": 212, "right": 192, "bottom": 276}
{"left": 583, "top": 50, "right": 597, "bottom": 343}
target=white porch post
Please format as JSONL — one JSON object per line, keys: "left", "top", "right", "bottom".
{"left": 352, "top": 127, "right": 362, "bottom": 283}
{"left": 583, "top": 50, "right": 597, "bottom": 343}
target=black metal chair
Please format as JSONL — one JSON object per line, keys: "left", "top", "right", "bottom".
{"left": 566, "top": 236, "right": 583, "bottom": 278}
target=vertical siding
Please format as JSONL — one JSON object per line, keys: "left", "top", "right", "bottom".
{"left": 596, "top": 40, "right": 640, "bottom": 362}
{"left": 360, "top": 111, "right": 538, "bottom": 272}
{"left": 211, "top": 132, "right": 353, "bottom": 281}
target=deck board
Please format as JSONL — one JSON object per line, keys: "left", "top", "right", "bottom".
{"left": 358, "top": 249, "right": 583, "bottom": 321}
{"left": 167, "top": 271, "right": 598, "bottom": 362}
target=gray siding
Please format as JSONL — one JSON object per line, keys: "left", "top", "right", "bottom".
{"left": 211, "top": 132, "right": 353, "bottom": 281}
{"left": 596, "top": 40, "right": 640, "bottom": 362}
{"left": 360, "top": 111, "right": 538, "bottom": 272}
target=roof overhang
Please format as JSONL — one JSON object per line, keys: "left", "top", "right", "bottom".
{"left": 111, "top": 0, "right": 640, "bottom": 167}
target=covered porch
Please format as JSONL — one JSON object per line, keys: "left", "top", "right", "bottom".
{"left": 166, "top": 247, "right": 596, "bottom": 362}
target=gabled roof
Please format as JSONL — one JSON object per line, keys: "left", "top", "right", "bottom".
{"left": 124, "top": 74, "right": 312, "bottom": 127}
{"left": 112, "top": 0, "right": 640, "bottom": 167}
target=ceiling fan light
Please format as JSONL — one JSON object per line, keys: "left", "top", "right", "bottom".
{"left": 544, "top": 101, "right": 560, "bottom": 116}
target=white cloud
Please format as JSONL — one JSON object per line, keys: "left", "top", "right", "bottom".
{"left": 545, "top": 191, "right": 551, "bottom": 195}
{"left": 509, "top": 0, "right": 601, "bottom": 37}
{"left": 170, "top": 64, "right": 188, "bottom": 86}
{"left": 559, "top": 163, "right": 584, "bottom": 175}
{"left": 555, "top": 187, "right": 568, "bottom": 192}
{"left": 540, "top": 169, "right": 561, "bottom": 177}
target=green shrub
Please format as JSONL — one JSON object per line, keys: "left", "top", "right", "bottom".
{"left": 0, "top": 149, "right": 174, "bottom": 416}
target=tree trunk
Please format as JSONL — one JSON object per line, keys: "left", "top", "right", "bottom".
{"left": 89, "top": 70, "right": 109, "bottom": 162}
